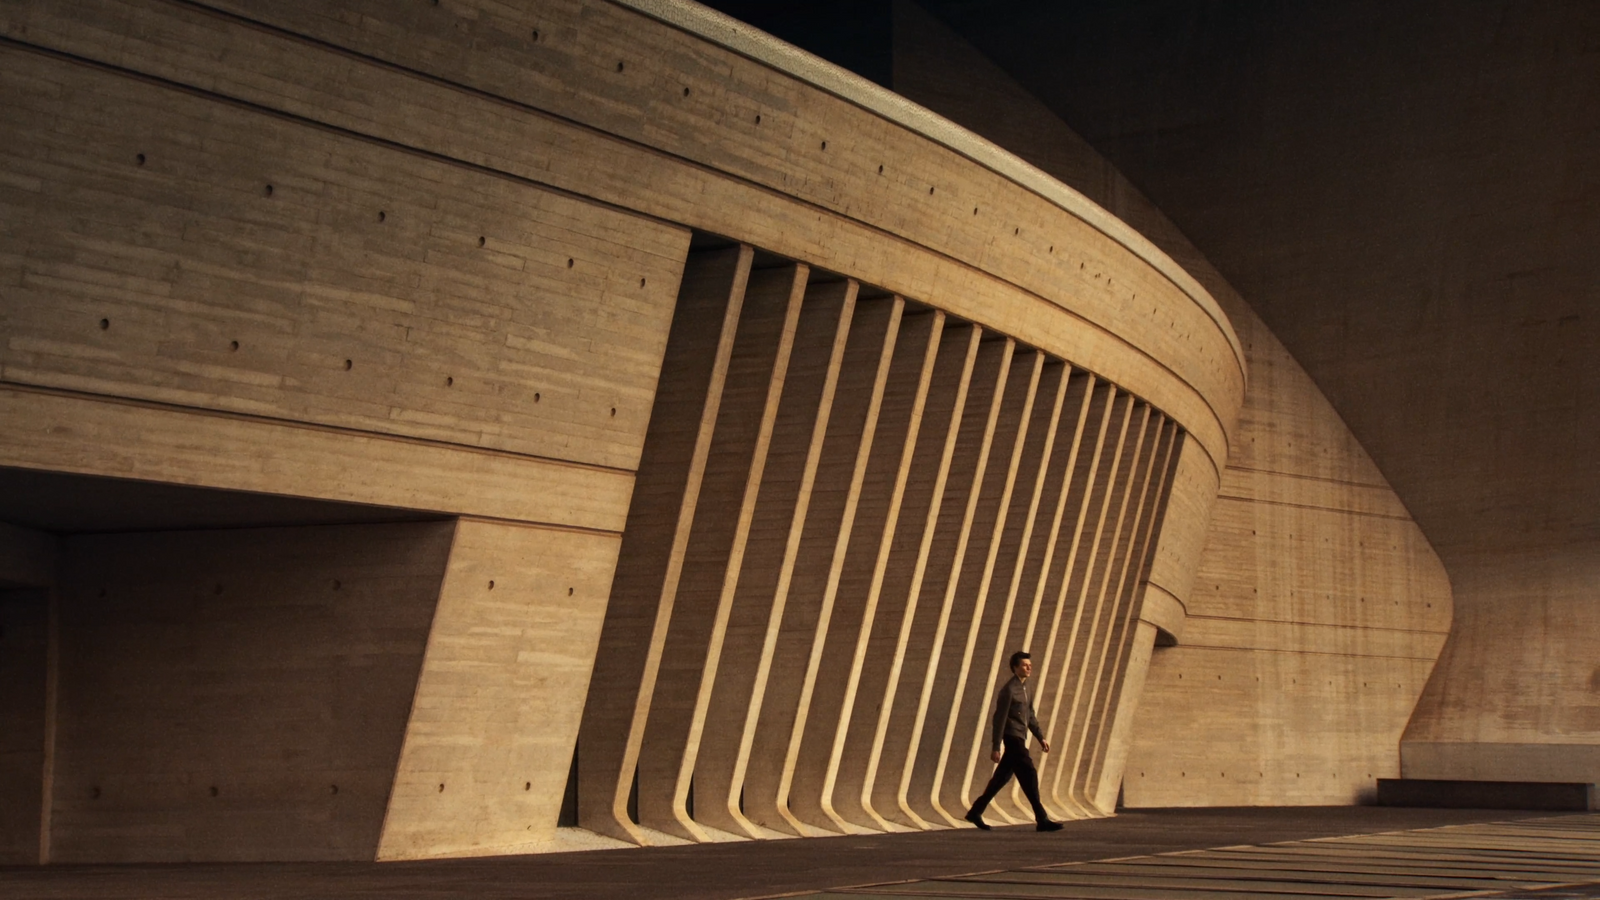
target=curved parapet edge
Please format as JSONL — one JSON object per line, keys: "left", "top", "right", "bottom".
{"left": 611, "top": 0, "right": 1246, "bottom": 387}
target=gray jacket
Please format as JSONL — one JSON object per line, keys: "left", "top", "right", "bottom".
{"left": 991, "top": 675, "right": 1045, "bottom": 751}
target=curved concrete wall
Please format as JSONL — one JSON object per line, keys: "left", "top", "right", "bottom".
{"left": 889, "top": 0, "right": 1452, "bottom": 810}
{"left": 576, "top": 249, "right": 1186, "bottom": 846}
{"left": 941, "top": 0, "right": 1598, "bottom": 799}
{"left": 1402, "top": 552, "right": 1600, "bottom": 785}
{"left": 0, "top": 0, "right": 1239, "bottom": 860}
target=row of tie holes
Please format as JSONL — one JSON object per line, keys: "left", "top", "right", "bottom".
{"left": 85, "top": 781, "right": 538, "bottom": 797}
{"left": 96, "top": 314, "right": 595, "bottom": 405}
{"left": 353, "top": 22, "right": 1075, "bottom": 253}
{"left": 133, "top": 153, "right": 604, "bottom": 275}
{"left": 116, "top": 153, "right": 626, "bottom": 413}
{"left": 608, "top": 46, "right": 1073, "bottom": 249}
{"left": 168, "top": 0, "right": 1198, "bottom": 359}
{"left": 126, "top": 49, "right": 1119, "bottom": 269}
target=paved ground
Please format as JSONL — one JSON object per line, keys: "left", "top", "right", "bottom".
{"left": 810, "top": 812, "right": 1600, "bottom": 900}
{"left": 0, "top": 808, "right": 1588, "bottom": 900}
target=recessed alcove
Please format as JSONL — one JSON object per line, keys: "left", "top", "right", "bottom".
{"left": 0, "top": 467, "right": 453, "bottom": 863}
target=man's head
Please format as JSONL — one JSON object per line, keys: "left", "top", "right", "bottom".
{"left": 1009, "top": 650, "right": 1032, "bottom": 679}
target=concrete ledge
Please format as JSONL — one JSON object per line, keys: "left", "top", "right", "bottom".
{"left": 1402, "top": 740, "right": 1600, "bottom": 785}
{"left": 1139, "top": 582, "right": 1186, "bottom": 646}
{"left": 1377, "top": 778, "right": 1596, "bottom": 811}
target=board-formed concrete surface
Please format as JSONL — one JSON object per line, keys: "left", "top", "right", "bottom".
{"left": 0, "top": 808, "right": 1590, "bottom": 900}
{"left": 4, "top": 0, "right": 1579, "bottom": 875}
{"left": 0, "top": 0, "right": 1247, "bottom": 860}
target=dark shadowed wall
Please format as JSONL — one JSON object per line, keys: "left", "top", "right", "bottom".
{"left": 47, "top": 522, "right": 453, "bottom": 862}
{"left": 889, "top": 0, "right": 1451, "bottom": 806}
{"left": 0, "top": 589, "right": 49, "bottom": 863}
{"left": 914, "top": 0, "right": 1600, "bottom": 784}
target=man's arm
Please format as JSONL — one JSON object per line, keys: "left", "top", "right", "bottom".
{"left": 990, "top": 683, "right": 1008, "bottom": 753}
{"left": 1027, "top": 687, "right": 1049, "bottom": 751}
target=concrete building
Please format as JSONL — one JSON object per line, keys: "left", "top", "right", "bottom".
{"left": 0, "top": 0, "right": 1591, "bottom": 865}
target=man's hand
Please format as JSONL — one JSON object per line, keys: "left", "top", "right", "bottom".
{"left": 991, "top": 749, "right": 1002, "bottom": 764}
{"left": 1039, "top": 739, "right": 1051, "bottom": 753}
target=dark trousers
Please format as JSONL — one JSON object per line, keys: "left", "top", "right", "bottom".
{"left": 970, "top": 735, "right": 1051, "bottom": 824}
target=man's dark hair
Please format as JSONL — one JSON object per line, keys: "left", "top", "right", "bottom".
{"left": 1009, "top": 650, "right": 1031, "bottom": 670}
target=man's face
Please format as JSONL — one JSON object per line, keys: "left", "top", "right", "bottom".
{"left": 1014, "top": 657, "right": 1033, "bottom": 679}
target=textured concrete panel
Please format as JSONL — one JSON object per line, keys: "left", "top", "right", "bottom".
{"left": 49, "top": 522, "right": 453, "bottom": 862}
{"left": 379, "top": 519, "right": 617, "bottom": 859}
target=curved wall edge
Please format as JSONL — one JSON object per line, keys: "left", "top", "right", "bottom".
{"left": 610, "top": 0, "right": 1246, "bottom": 383}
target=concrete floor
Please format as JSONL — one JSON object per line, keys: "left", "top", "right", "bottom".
{"left": 0, "top": 808, "right": 1584, "bottom": 900}
{"left": 814, "top": 811, "right": 1600, "bottom": 900}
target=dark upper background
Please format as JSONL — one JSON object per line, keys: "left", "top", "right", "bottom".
{"left": 703, "top": 0, "right": 1600, "bottom": 572}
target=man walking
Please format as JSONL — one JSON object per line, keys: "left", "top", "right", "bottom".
{"left": 965, "top": 650, "right": 1063, "bottom": 832}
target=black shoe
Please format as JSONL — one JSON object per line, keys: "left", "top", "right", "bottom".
{"left": 1036, "top": 820, "right": 1064, "bottom": 832}
{"left": 964, "top": 808, "right": 991, "bottom": 831}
